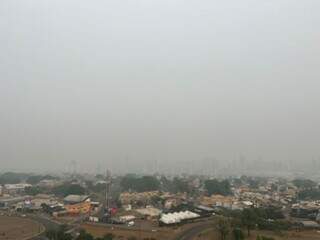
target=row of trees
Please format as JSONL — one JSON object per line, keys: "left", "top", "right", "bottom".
{"left": 0, "top": 172, "right": 29, "bottom": 184}
{"left": 39, "top": 175, "right": 233, "bottom": 198}
{"left": 292, "top": 179, "right": 320, "bottom": 200}
{"left": 24, "top": 182, "right": 87, "bottom": 197}
{"left": 120, "top": 174, "right": 233, "bottom": 196}
{"left": 292, "top": 179, "right": 317, "bottom": 189}
{"left": 0, "top": 172, "right": 58, "bottom": 184}
{"left": 215, "top": 213, "right": 277, "bottom": 240}
{"left": 52, "top": 183, "right": 86, "bottom": 197}
{"left": 215, "top": 207, "right": 289, "bottom": 240}
{"left": 26, "top": 174, "right": 58, "bottom": 184}
{"left": 120, "top": 175, "right": 160, "bottom": 192}
{"left": 215, "top": 218, "right": 243, "bottom": 240}
{"left": 298, "top": 188, "right": 320, "bottom": 200}
{"left": 160, "top": 176, "right": 192, "bottom": 194}
{"left": 46, "top": 226, "right": 72, "bottom": 240}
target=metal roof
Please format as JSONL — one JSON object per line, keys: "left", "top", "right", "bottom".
{"left": 64, "top": 195, "right": 89, "bottom": 204}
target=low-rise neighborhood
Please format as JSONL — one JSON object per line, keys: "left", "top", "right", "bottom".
{"left": 0, "top": 172, "right": 320, "bottom": 240}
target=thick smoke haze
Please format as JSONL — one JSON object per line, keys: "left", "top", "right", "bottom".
{"left": 1, "top": 1, "right": 320, "bottom": 174}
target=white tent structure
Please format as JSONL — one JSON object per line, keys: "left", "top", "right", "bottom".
{"left": 159, "top": 210, "right": 200, "bottom": 224}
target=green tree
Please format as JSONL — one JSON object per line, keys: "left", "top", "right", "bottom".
{"left": 233, "top": 228, "right": 245, "bottom": 240}
{"left": 298, "top": 189, "right": 320, "bottom": 200}
{"left": 26, "top": 175, "right": 43, "bottom": 184}
{"left": 159, "top": 176, "right": 192, "bottom": 194}
{"left": 241, "top": 209, "right": 257, "bottom": 236}
{"left": 215, "top": 218, "right": 230, "bottom": 240}
{"left": 76, "top": 229, "right": 94, "bottom": 240}
{"left": 256, "top": 235, "right": 274, "bottom": 240}
{"left": 92, "top": 183, "right": 107, "bottom": 193}
{"left": 292, "top": 179, "right": 317, "bottom": 189}
{"left": 46, "top": 225, "right": 72, "bottom": 240}
{"left": 172, "top": 177, "right": 190, "bottom": 193}
{"left": 120, "top": 175, "right": 160, "bottom": 192}
{"left": 52, "top": 183, "right": 85, "bottom": 197}
{"left": 205, "top": 179, "right": 232, "bottom": 196}
{"left": 0, "top": 172, "right": 27, "bottom": 184}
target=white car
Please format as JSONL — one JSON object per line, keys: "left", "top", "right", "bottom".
{"left": 127, "top": 221, "right": 135, "bottom": 227}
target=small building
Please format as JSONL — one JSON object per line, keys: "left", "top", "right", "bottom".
{"left": 42, "top": 203, "right": 66, "bottom": 216}
{"left": 0, "top": 196, "right": 27, "bottom": 208}
{"left": 242, "top": 201, "right": 254, "bottom": 207}
{"left": 119, "top": 215, "right": 136, "bottom": 223}
{"left": 136, "top": 206, "right": 161, "bottom": 219}
{"left": 194, "top": 205, "right": 216, "bottom": 216}
{"left": 38, "top": 179, "right": 59, "bottom": 188}
{"left": 4, "top": 184, "right": 32, "bottom": 195}
{"left": 89, "top": 216, "right": 99, "bottom": 222}
{"left": 164, "top": 198, "right": 181, "bottom": 209}
{"left": 199, "top": 195, "right": 235, "bottom": 209}
{"left": 299, "top": 220, "right": 320, "bottom": 229}
{"left": 119, "top": 191, "right": 160, "bottom": 206}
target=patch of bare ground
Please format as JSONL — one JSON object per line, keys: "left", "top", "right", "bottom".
{"left": 0, "top": 216, "right": 44, "bottom": 240}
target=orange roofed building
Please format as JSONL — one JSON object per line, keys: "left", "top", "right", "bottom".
{"left": 64, "top": 195, "right": 91, "bottom": 214}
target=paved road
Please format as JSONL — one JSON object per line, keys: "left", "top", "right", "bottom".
{"left": 27, "top": 214, "right": 61, "bottom": 231}
{"left": 27, "top": 214, "right": 62, "bottom": 240}
{"left": 174, "top": 222, "right": 213, "bottom": 240}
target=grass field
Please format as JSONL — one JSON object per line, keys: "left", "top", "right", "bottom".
{"left": 0, "top": 216, "right": 44, "bottom": 240}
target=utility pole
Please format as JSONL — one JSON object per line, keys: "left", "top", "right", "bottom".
{"left": 105, "top": 169, "right": 112, "bottom": 212}
{"left": 70, "top": 160, "right": 77, "bottom": 177}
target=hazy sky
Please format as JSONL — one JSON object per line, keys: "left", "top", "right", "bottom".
{"left": 1, "top": 1, "right": 320, "bottom": 173}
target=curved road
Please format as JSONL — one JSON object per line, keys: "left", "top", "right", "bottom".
{"left": 27, "top": 214, "right": 61, "bottom": 240}
{"left": 174, "top": 222, "right": 213, "bottom": 240}
{"left": 27, "top": 214, "right": 61, "bottom": 231}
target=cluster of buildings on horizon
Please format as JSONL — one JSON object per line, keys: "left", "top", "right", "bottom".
{"left": 2, "top": 156, "right": 320, "bottom": 179}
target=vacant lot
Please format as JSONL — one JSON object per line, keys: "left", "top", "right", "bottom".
{"left": 82, "top": 222, "right": 175, "bottom": 240}
{"left": 0, "top": 216, "right": 44, "bottom": 240}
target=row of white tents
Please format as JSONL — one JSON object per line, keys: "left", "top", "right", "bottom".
{"left": 159, "top": 210, "right": 200, "bottom": 224}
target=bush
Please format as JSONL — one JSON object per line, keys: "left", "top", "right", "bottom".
{"left": 256, "top": 235, "right": 274, "bottom": 240}
{"left": 257, "top": 219, "right": 291, "bottom": 231}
